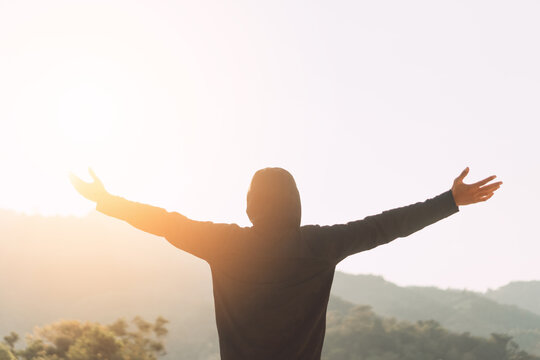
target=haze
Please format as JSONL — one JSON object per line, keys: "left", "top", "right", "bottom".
{"left": 0, "top": 0, "right": 538, "bottom": 291}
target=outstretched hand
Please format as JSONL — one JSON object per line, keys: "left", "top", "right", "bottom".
{"left": 69, "top": 168, "right": 109, "bottom": 203}
{"left": 451, "top": 167, "right": 502, "bottom": 206}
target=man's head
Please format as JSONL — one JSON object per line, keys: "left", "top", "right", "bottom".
{"left": 246, "top": 167, "right": 301, "bottom": 229}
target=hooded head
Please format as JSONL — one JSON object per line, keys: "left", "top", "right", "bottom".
{"left": 246, "top": 167, "right": 301, "bottom": 229}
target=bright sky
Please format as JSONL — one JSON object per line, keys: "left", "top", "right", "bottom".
{"left": 1, "top": 0, "right": 538, "bottom": 291}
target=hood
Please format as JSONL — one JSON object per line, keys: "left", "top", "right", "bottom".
{"left": 246, "top": 167, "right": 301, "bottom": 229}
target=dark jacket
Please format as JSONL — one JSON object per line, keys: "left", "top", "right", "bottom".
{"left": 96, "top": 168, "right": 459, "bottom": 360}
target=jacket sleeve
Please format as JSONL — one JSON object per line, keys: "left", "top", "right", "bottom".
{"left": 304, "top": 190, "right": 459, "bottom": 264}
{"left": 96, "top": 194, "right": 241, "bottom": 262}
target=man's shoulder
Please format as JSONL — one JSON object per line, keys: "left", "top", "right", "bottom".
{"left": 300, "top": 224, "right": 335, "bottom": 250}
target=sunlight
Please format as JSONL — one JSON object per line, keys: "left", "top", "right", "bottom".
{"left": 56, "top": 84, "right": 118, "bottom": 146}
{"left": 3, "top": 69, "right": 131, "bottom": 215}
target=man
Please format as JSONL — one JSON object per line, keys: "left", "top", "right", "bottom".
{"left": 70, "top": 166, "right": 501, "bottom": 360}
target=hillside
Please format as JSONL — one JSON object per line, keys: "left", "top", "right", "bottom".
{"left": 332, "top": 272, "right": 540, "bottom": 355}
{"left": 323, "top": 304, "right": 540, "bottom": 360}
{"left": 486, "top": 281, "right": 540, "bottom": 316}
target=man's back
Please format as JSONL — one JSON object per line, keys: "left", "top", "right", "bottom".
{"left": 209, "top": 226, "right": 335, "bottom": 359}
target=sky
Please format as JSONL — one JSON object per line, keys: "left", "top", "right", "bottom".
{"left": 0, "top": 0, "right": 538, "bottom": 291}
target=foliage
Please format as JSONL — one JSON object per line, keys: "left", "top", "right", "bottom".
{"left": 0, "top": 343, "right": 16, "bottom": 360}
{"left": 3, "top": 307, "right": 540, "bottom": 360}
{"left": 322, "top": 305, "right": 540, "bottom": 360}
{"left": 1, "top": 317, "right": 168, "bottom": 360}
{"left": 331, "top": 272, "right": 540, "bottom": 355}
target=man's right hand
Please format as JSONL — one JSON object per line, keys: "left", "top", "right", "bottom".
{"left": 69, "top": 168, "right": 109, "bottom": 203}
{"left": 451, "top": 167, "right": 502, "bottom": 206}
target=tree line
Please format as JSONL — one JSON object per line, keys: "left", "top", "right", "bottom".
{"left": 2, "top": 306, "right": 539, "bottom": 360}
{"left": 323, "top": 305, "right": 539, "bottom": 360}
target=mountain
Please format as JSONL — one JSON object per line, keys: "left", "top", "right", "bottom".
{"left": 486, "top": 281, "right": 540, "bottom": 316}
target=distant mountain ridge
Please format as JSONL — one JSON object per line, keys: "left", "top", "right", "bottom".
{"left": 486, "top": 280, "right": 540, "bottom": 316}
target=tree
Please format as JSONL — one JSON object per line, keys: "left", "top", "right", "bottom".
{"left": 4, "top": 316, "right": 168, "bottom": 360}
{"left": 0, "top": 343, "right": 16, "bottom": 360}
{"left": 3, "top": 333, "right": 19, "bottom": 351}
{"left": 322, "top": 304, "right": 540, "bottom": 360}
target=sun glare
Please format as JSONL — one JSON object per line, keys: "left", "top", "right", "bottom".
{"left": 56, "top": 84, "right": 118, "bottom": 145}
{"left": 42, "top": 76, "right": 128, "bottom": 180}
{"left": 3, "top": 67, "right": 132, "bottom": 215}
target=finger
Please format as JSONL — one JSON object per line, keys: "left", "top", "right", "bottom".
{"left": 477, "top": 190, "right": 499, "bottom": 200}
{"left": 472, "top": 175, "right": 497, "bottom": 187}
{"left": 456, "top": 167, "right": 469, "bottom": 182}
{"left": 478, "top": 193, "right": 494, "bottom": 202}
{"left": 477, "top": 181, "right": 503, "bottom": 193}
{"left": 88, "top": 167, "right": 100, "bottom": 183}
{"left": 69, "top": 173, "right": 87, "bottom": 191}
{"left": 69, "top": 173, "right": 83, "bottom": 185}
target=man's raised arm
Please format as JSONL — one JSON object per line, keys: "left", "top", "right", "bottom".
{"left": 311, "top": 167, "right": 502, "bottom": 264}
{"left": 69, "top": 168, "right": 176, "bottom": 237}
{"left": 69, "top": 169, "right": 239, "bottom": 261}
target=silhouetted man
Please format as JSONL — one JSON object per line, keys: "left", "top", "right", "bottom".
{"left": 70, "top": 167, "right": 501, "bottom": 360}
